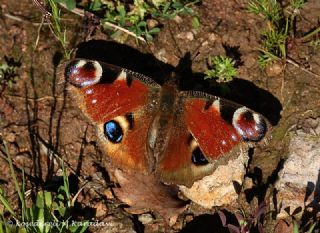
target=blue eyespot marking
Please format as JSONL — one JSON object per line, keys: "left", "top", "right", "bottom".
{"left": 191, "top": 147, "right": 209, "bottom": 166}
{"left": 104, "top": 120, "right": 123, "bottom": 143}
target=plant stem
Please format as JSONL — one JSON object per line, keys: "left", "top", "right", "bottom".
{"left": 300, "top": 26, "right": 320, "bottom": 41}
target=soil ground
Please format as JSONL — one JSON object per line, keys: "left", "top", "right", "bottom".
{"left": 0, "top": 0, "right": 320, "bottom": 232}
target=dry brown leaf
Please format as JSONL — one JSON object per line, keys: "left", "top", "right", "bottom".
{"left": 111, "top": 168, "right": 187, "bottom": 226}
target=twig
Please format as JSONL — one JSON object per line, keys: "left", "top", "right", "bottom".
{"left": 3, "top": 13, "right": 24, "bottom": 22}
{"left": 57, "top": 3, "right": 146, "bottom": 43}
{"left": 3, "top": 13, "right": 50, "bottom": 26}
{"left": 286, "top": 58, "right": 320, "bottom": 78}
{"left": 102, "top": 21, "right": 146, "bottom": 43}
{"left": 34, "top": 16, "right": 45, "bottom": 50}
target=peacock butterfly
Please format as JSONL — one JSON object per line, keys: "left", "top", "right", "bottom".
{"left": 64, "top": 59, "right": 269, "bottom": 188}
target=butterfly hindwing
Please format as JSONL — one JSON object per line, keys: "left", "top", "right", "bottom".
{"left": 156, "top": 91, "right": 268, "bottom": 187}
{"left": 64, "top": 59, "right": 161, "bottom": 172}
{"left": 183, "top": 91, "right": 268, "bottom": 156}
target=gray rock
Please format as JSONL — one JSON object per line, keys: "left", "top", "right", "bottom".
{"left": 273, "top": 119, "right": 320, "bottom": 219}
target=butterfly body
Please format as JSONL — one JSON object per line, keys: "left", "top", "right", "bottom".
{"left": 147, "top": 83, "right": 176, "bottom": 169}
{"left": 65, "top": 59, "right": 269, "bottom": 187}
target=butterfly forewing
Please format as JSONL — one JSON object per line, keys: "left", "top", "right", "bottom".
{"left": 65, "top": 59, "right": 161, "bottom": 172}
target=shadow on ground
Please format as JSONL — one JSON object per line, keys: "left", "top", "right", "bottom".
{"left": 75, "top": 40, "right": 282, "bottom": 126}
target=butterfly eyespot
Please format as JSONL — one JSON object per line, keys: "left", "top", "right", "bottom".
{"left": 104, "top": 120, "right": 123, "bottom": 143}
{"left": 65, "top": 60, "right": 102, "bottom": 88}
{"left": 191, "top": 147, "right": 209, "bottom": 166}
{"left": 233, "top": 107, "right": 267, "bottom": 142}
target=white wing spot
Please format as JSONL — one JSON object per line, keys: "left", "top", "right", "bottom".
{"left": 86, "top": 89, "right": 93, "bottom": 94}
{"left": 253, "top": 113, "right": 261, "bottom": 126}
{"left": 92, "top": 61, "right": 103, "bottom": 81}
{"left": 212, "top": 99, "right": 220, "bottom": 112}
{"left": 231, "top": 134, "right": 237, "bottom": 141}
{"left": 75, "top": 60, "right": 86, "bottom": 68}
{"left": 118, "top": 70, "right": 127, "bottom": 81}
{"left": 232, "top": 106, "right": 249, "bottom": 136}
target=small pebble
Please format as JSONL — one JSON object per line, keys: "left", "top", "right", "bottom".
{"left": 138, "top": 213, "right": 154, "bottom": 225}
{"left": 265, "top": 61, "right": 284, "bottom": 77}
{"left": 176, "top": 31, "right": 194, "bottom": 41}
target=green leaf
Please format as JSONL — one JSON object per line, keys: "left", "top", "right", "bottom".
{"left": 2, "top": 142, "right": 26, "bottom": 222}
{"left": 306, "top": 222, "right": 316, "bottom": 233}
{"left": 54, "top": 0, "right": 76, "bottom": 10}
{"left": 293, "top": 221, "right": 299, "bottom": 233}
{"left": 137, "top": 21, "right": 147, "bottom": 28}
{"left": 57, "top": 206, "right": 67, "bottom": 217}
{"left": 18, "top": 227, "right": 27, "bottom": 233}
{"left": 162, "top": 2, "right": 171, "bottom": 14}
{"left": 89, "top": 0, "right": 103, "bottom": 11}
{"left": 118, "top": 5, "right": 126, "bottom": 18}
{"left": 65, "top": 0, "right": 76, "bottom": 10}
{"left": 192, "top": 16, "right": 200, "bottom": 29}
{"left": 148, "top": 27, "right": 160, "bottom": 34}
{"left": 0, "top": 189, "right": 16, "bottom": 218}
{"left": 172, "top": 2, "right": 183, "bottom": 9}
{"left": 69, "top": 220, "right": 89, "bottom": 233}
{"left": 145, "top": 33, "right": 154, "bottom": 41}
{"left": 35, "top": 191, "right": 52, "bottom": 209}
{"left": 204, "top": 56, "right": 237, "bottom": 82}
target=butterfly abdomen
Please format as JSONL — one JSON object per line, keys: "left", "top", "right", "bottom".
{"left": 147, "top": 83, "right": 180, "bottom": 169}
